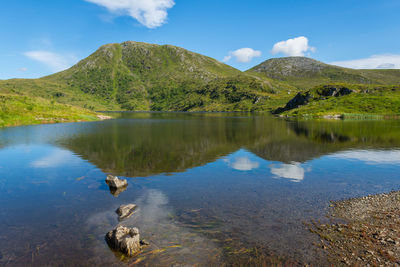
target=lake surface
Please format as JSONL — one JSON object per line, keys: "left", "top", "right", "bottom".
{"left": 1, "top": 113, "right": 400, "bottom": 266}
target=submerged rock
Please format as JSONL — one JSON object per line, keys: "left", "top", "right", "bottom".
{"left": 105, "top": 226, "right": 146, "bottom": 256}
{"left": 116, "top": 204, "right": 137, "bottom": 221}
{"left": 105, "top": 175, "right": 128, "bottom": 189}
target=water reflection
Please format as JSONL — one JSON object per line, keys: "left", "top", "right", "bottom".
{"left": 86, "top": 189, "right": 222, "bottom": 266}
{"left": 328, "top": 149, "right": 400, "bottom": 165}
{"left": 225, "top": 155, "right": 260, "bottom": 171}
{"left": 30, "top": 149, "right": 77, "bottom": 168}
{"left": 39, "top": 113, "right": 400, "bottom": 178}
{"left": 270, "top": 162, "right": 309, "bottom": 182}
{"left": 2, "top": 113, "right": 400, "bottom": 265}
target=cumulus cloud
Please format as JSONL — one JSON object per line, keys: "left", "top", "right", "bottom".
{"left": 270, "top": 162, "right": 309, "bottom": 182}
{"left": 271, "top": 36, "right": 315, "bottom": 57}
{"left": 331, "top": 54, "right": 400, "bottom": 69}
{"left": 225, "top": 156, "right": 260, "bottom": 171}
{"left": 328, "top": 150, "right": 400, "bottom": 164}
{"left": 24, "top": 51, "right": 77, "bottom": 72}
{"left": 85, "top": 0, "right": 175, "bottom": 28}
{"left": 223, "top": 48, "right": 262, "bottom": 63}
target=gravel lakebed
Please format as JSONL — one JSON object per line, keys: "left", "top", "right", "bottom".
{"left": 311, "top": 191, "right": 400, "bottom": 266}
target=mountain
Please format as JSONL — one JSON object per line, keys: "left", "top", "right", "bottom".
{"left": 1, "top": 43, "right": 400, "bottom": 123}
{"left": 0, "top": 41, "right": 291, "bottom": 112}
{"left": 247, "top": 57, "right": 400, "bottom": 89}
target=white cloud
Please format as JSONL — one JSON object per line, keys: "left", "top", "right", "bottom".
{"left": 270, "top": 162, "right": 308, "bottom": 182}
{"left": 225, "top": 157, "right": 260, "bottom": 171}
{"left": 328, "top": 150, "right": 400, "bottom": 164}
{"left": 24, "top": 51, "right": 77, "bottom": 72}
{"left": 271, "top": 36, "right": 315, "bottom": 57}
{"left": 18, "top": 67, "right": 28, "bottom": 72}
{"left": 331, "top": 54, "right": 400, "bottom": 69}
{"left": 85, "top": 0, "right": 175, "bottom": 28}
{"left": 223, "top": 48, "right": 262, "bottom": 63}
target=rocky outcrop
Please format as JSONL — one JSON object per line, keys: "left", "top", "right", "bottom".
{"left": 116, "top": 204, "right": 137, "bottom": 221}
{"left": 274, "top": 85, "right": 354, "bottom": 114}
{"left": 105, "top": 226, "right": 147, "bottom": 256}
{"left": 105, "top": 175, "right": 128, "bottom": 189}
{"left": 317, "top": 86, "right": 353, "bottom": 97}
{"left": 274, "top": 92, "right": 311, "bottom": 114}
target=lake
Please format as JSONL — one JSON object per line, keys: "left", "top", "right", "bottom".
{"left": 1, "top": 112, "right": 400, "bottom": 266}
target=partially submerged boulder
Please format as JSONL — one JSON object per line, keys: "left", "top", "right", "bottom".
{"left": 105, "top": 226, "right": 147, "bottom": 256}
{"left": 106, "top": 175, "right": 128, "bottom": 189}
{"left": 116, "top": 204, "right": 137, "bottom": 221}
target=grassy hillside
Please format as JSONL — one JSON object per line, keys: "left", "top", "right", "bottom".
{"left": 274, "top": 84, "right": 400, "bottom": 118}
{"left": 1, "top": 43, "right": 399, "bottom": 118}
{"left": 0, "top": 93, "right": 99, "bottom": 127}
{"left": 247, "top": 57, "right": 400, "bottom": 89}
{"left": 0, "top": 41, "right": 294, "bottom": 112}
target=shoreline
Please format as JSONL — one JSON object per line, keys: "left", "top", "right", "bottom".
{"left": 311, "top": 191, "right": 400, "bottom": 265}
{"left": 0, "top": 113, "right": 111, "bottom": 129}
{"left": 1, "top": 110, "right": 399, "bottom": 129}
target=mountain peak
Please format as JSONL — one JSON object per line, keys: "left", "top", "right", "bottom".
{"left": 249, "top": 57, "right": 332, "bottom": 76}
{"left": 246, "top": 56, "right": 373, "bottom": 88}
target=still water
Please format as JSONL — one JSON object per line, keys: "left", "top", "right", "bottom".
{"left": 1, "top": 113, "right": 400, "bottom": 266}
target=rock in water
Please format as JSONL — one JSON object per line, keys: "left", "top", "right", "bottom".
{"left": 116, "top": 204, "right": 137, "bottom": 221}
{"left": 105, "top": 226, "right": 142, "bottom": 256}
{"left": 105, "top": 175, "right": 128, "bottom": 189}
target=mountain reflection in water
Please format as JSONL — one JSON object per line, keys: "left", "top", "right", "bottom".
{"left": 1, "top": 113, "right": 400, "bottom": 265}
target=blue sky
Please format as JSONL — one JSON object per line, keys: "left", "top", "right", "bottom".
{"left": 1, "top": 0, "right": 400, "bottom": 79}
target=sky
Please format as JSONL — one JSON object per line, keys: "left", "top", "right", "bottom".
{"left": 1, "top": 0, "right": 400, "bottom": 79}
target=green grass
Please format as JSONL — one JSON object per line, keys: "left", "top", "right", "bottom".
{"left": 280, "top": 84, "right": 400, "bottom": 118}
{"left": 0, "top": 93, "right": 99, "bottom": 127}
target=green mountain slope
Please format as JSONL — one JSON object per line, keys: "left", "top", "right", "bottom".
{"left": 274, "top": 83, "right": 400, "bottom": 118}
{"left": 0, "top": 41, "right": 292, "bottom": 112}
{"left": 0, "top": 93, "right": 99, "bottom": 127}
{"left": 247, "top": 57, "right": 400, "bottom": 89}
{"left": 1, "top": 43, "right": 399, "bottom": 119}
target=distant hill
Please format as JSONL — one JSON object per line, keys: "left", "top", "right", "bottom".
{"left": 247, "top": 57, "right": 400, "bottom": 89}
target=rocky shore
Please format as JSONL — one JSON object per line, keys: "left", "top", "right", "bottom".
{"left": 311, "top": 191, "right": 400, "bottom": 266}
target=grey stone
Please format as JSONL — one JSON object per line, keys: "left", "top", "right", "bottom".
{"left": 105, "top": 226, "right": 142, "bottom": 256}
{"left": 116, "top": 204, "right": 137, "bottom": 221}
{"left": 105, "top": 175, "right": 128, "bottom": 189}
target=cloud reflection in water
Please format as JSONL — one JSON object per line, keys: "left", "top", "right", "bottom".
{"left": 225, "top": 156, "right": 260, "bottom": 171}
{"left": 328, "top": 150, "right": 400, "bottom": 165}
{"left": 85, "top": 189, "right": 221, "bottom": 265}
{"left": 270, "top": 162, "right": 309, "bottom": 182}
